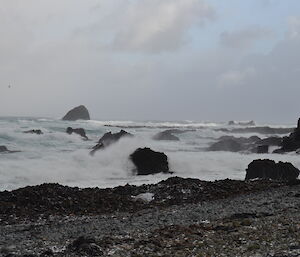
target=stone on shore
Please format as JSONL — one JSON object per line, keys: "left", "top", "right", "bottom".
{"left": 130, "top": 147, "right": 169, "bottom": 175}
{"left": 245, "top": 159, "right": 299, "bottom": 181}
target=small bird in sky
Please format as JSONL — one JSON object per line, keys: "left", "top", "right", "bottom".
{"left": 8, "top": 85, "right": 11, "bottom": 88}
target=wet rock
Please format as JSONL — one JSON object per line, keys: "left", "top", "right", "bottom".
{"left": 245, "top": 159, "right": 300, "bottom": 181}
{"left": 0, "top": 146, "right": 9, "bottom": 152}
{"left": 153, "top": 130, "right": 179, "bottom": 141}
{"left": 216, "top": 126, "right": 293, "bottom": 135}
{"left": 0, "top": 177, "right": 287, "bottom": 224}
{"left": 23, "top": 129, "right": 43, "bottom": 135}
{"left": 66, "top": 127, "right": 88, "bottom": 140}
{"left": 62, "top": 105, "right": 90, "bottom": 121}
{"left": 257, "top": 136, "right": 282, "bottom": 146}
{"left": 272, "top": 119, "right": 300, "bottom": 153}
{"left": 67, "top": 236, "right": 103, "bottom": 256}
{"left": 228, "top": 120, "right": 255, "bottom": 126}
{"left": 256, "top": 145, "right": 269, "bottom": 154}
{"left": 0, "top": 146, "right": 19, "bottom": 153}
{"left": 208, "top": 138, "right": 245, "bottom": 152}
{"left": 130, "top": 147, "right": 169, "bottom": 175}
{"left": 90, "top": 130, "right": 133, "bottom": 155}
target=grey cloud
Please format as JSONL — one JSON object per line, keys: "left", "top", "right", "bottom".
{"left": 111, "top": 0, "right": 216, "bottom": 53}
{"left": 220, "top": 26, "right": 273, "bottom": 49}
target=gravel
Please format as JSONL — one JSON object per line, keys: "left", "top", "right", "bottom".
{"left": 0, "top": 182, "right": 300, "bottom": 256}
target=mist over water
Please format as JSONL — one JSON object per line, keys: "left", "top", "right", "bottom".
{"left": 0, "top": 117, "right": 298, "bottom": 191}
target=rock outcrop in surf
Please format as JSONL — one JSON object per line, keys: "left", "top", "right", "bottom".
{"left": 66, "top": 127, "right": 88, "bottom": 140}
{"left": 208, "top": 135, "right": 283, "bottom": 153}
{"left": 228, "top": 120, "right": 255, "bottom": 126}
{"left": 23, "top": 129, "right": 43, "bottom": 135}
{"left": 153, "top": 130, "right": 180, "bottom": 141}
{"left": 215, "top": 126, "right": 293, "bottom": 135}
{"left": 62, "top": 105, "right": 90, "bottom": 121}
{"left": 245, "top": 159, "right": 299, "bottom": 181}
{"left": 90, "top": 130, "right": 133, "bottom": 155}
{"left": 130, "top": 147, "right": 170, "bottom": 175}
{"left": 273, "top": 118, "right": 300, "bottom": 153}
{"left": 0, "top": 146, "right": 19, "bottom": 153}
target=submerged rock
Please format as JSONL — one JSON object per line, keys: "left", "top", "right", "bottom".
{"left": 62, "top": 105, "right": 90, "bottom": 121}
{"left": 0, "top": 145, "right": 20, "bottom": 153}
{"left": 66, "top": 127, "right": 88, "bottom": 140}
{"left": 216, "top": 126, "right": 293, "bottom": 135}
{"left": 256, "top": 145, "right": 269, "bottom": 154}
{"left": 228, "top": 120, "right": 255, "bottom": 126}
{"left": 153, "top": 130, "right": 180, "bottom": 141}
{"left": 23, "top": 129, "right": 43, "bottom": 135}
{"left": 90, "top": 130, "right": 133, "bottom": 155}
{"left": 0, "top": 145, "right": 9, "bottom": 152}
{"left": 130, "top": 147, "right": 169, "bottom": 175}
{"left": 257, "top": 136, "right": 282, "bottom": 146}
{"left": 208, "top": 138, "right": 245, "bottom": 152}
{"left": 245, "top": 159, "right": 299, "bottom": 181}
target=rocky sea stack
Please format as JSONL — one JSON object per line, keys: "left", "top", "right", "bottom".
{"left": 62, "top": 105, "right": 90, "bottom": 121}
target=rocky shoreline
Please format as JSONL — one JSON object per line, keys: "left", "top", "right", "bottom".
{"left": 0, "top": 177, "right": 300, "bottom": 256}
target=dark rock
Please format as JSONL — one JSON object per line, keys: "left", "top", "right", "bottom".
{"left": 245, "top": 159, "right": 300, "bottom": 181}
{"left": 216, "top": 126, "right": 294, "bottom": 135}
{"left": 23, "top": 129, "right": 43, "bottom": 135}
{"left": 153, "top": 130, "right": 180, "bottom": 141}
{"left": 272, "top": 148, "right": 286, "bottom": 154}
{"left": 271, "top": 118, "right": 300, "bottom": 153}
{"left": 0, "top": 146, "right": 9, "bottom": 152}
{"left": 0, "top": 177, "right": 287, "bottom": 224}
{"left": 130, "top": 147, "right": 169, "bottom": 175}
{"left": 257, "top": 136, "right": 282, "bottom": 146}
{"left": 68, "top": 236, "right": 103, "bottom": 256}
{"left": 208, "top": 139, "right": 245, "bottom": 152}
{"left": 0, "top": 146, "right": 19, "bottom": 153}
{"left": 62, "top": 105, "right": 90, "bottom": 121}
{"left": 257, "top": 145, "right": 269, "bottom": 154}
{"left": 66, "top": 127, "right": 88, "bottom": 140}
{"left": 228, "top": 120, "right": 255, "bottom": 126}
{"left": 90, "top": 130, "right": 133, "bottom": 155}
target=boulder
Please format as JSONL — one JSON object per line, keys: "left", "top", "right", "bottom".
{"left": 90, "top": 130, "right": 133, "bottom": 155}
{"left": 208, "top": 139, "right": 244, "bottom": 152}
{"left": 245, "top": 159, "right": 299, "bottom": 181}
{"left": 62, "top": 105, "right": 90, "bottom": 121}
{"left": 130, "top": 147, "right": 169, "bottom": 175}
{"left": 66, "top": 127, "right": 88, "bottom": 140}
{"left": 153, "top": 130, "right": 180, "bottom": 141}
{"left": 67, "top": 236, "right": 103, "bottom": 256}
{"left": 23, "top": 129, "right": 43, "bottom": 135}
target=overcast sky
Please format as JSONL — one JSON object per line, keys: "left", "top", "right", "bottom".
{"left": 1, "top": 0, "right": 300, "bottom": 123}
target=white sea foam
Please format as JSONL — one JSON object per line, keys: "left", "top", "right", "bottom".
{"left": 0, "top": 117, "right": 298, "bottom": 191}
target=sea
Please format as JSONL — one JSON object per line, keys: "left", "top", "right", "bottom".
{"left": 0, "top": 117, "right": 298, "bottom": 191}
